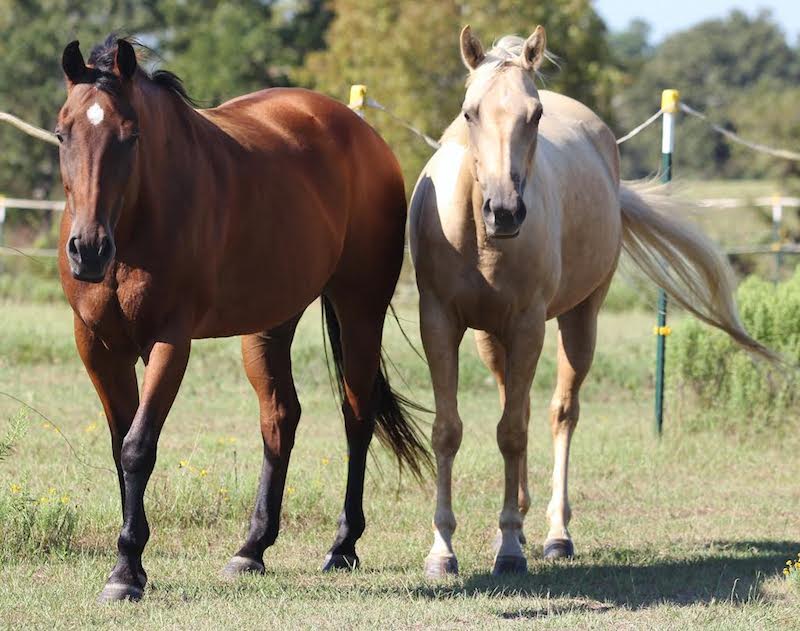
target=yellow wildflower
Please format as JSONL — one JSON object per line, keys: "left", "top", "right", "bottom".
{"left": 39, "top": 496, "right": 49, "bottom": 504}
{"left": 218, "top": 487, "right": 228, "bottom": 495}
{"left": 48, "top": 487, "right": 56, "bottom": 495}
{"left": 60, "top": 495, "right": 70, "bottom": 504}
{"left": 286, "top": 486, "right": 295, "bottom": 495}
{"left": 199, "top": 469, "right": 208, "bottom": 477}
{"left": 321, "top": 457, "right": 330, "bottom": 466}
{"left": 179, "top": 460, "right": 189, "bottom": 469}
{"left": 9, "top": 483, "right": 21, "bottom": 494}
{"left": 84, "top": 422, "right": 98, "bottom": 433}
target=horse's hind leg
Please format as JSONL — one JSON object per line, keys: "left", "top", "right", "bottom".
{"left": 320, "top": 292, "right": 387, "bottom": 571}
{"left": 474, "top": 331, "right": 531, "bottom": 548}
{"left": 223, "top": 315, "right": 303, "bottom": 576}
{"left": 544, "top": 281, "right": 608, "bottom": 560}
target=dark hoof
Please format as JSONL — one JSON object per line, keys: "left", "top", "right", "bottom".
{"left": 322, "top": 553, "right": 360, "bottom": 571}
{"left": 492, "top": 554, "right": 528, "bottom": 576}
{"left": 222, "top": 555, "right": 266, "bottom": 578}
{"left": 97, "top": 582, "right": 144, "bottom": 603}
{"left": 493, "top": 530, "right": 527, "bottom": 555}
{"left": 424, "top": 554, "right": 459, "bottom": 579}
{"left": 543, "top": 538, "right": 574, "bottom": 560}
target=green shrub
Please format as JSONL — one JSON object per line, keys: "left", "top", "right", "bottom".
{"left": 672, "top": 269, "right": 800, "bottom": 429}
{"left": 0, "top": 483, "right": 79, "bottom": 559}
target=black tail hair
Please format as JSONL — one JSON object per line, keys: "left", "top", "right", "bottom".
{"left": 321, "top": 296, "right": 433, "bottom": 482}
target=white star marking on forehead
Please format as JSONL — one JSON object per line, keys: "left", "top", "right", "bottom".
{"left": 87, "top": 102, "right": 105, "bottom": 126}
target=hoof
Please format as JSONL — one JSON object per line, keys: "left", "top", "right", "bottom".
{"left": 222, "top": 555, "right": 265, "bottom": 578}
{"left": 322, "top": 553, "right": 360, "bottom": 572}
{"left": 493, "top": 530, "right": 527, "bottom": 555}
{"left": 492, "top": 554, "right": 528, "bottom": 576}
{"left": 97, "top": 582, "right": 144, "bottom": 603}
{"left": 424, "top": 554, "right": 459, "bottom": 579}
{"left": 543, "top": 538, "right": 574, "bottom": 560}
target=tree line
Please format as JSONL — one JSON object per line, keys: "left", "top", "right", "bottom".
{"left": 1, "top": 1, "right": 798, "bottom": 200}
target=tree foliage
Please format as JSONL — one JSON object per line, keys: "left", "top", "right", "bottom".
{"left": 613, "top": 10, "right": 800, "bottom": 180}
{"left": 1, "top": 2, "right": 800, "bottom": 203}
{"left": 302, "top": 0, "right": 613, "bottom": 191}
{"left": 0, "top": 0, "right": 330, "bottom": 198}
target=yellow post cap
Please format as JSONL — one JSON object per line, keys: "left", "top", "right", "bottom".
{"left": 349, "top": 85, "right": 367, "bottom": 109}
{"left": 661, "top": 89, "right": 680, "bottom": 113}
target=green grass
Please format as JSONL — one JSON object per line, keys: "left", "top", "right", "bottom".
{"left": 0, "top": 298, "right": 798, "bottom": 629}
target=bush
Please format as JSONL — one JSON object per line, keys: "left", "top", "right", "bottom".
{"left": 672, "top": 269, "right": 800, "bottom": 429}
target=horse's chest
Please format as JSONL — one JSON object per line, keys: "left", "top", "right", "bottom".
{"left": 70, "top": 273, "right": 160, "bottom": 354}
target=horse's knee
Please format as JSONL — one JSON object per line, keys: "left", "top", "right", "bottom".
{"left": 432, "top": 414, "right": 462, "bottom": 456}
{"left": 496, "top": 416, "right": 526, "bottom": 457}
{"left": 260, "top": 399, "right": 301, "bottom": 458}
{"left": 549, "top": 393, "right": 580, "bottom": 430}
{"left": 120, "top": 429, "right": 156, "bottom": 475}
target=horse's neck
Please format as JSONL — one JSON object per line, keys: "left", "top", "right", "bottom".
{"left": 130, "top": 85, "right": 221, "bottom": 213}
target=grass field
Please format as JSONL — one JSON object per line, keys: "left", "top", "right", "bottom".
{"left": 0, "top": 297, "right": 799, "bottom": 629}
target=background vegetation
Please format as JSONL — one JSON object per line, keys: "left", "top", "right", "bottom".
{"left": 2, "top": 2, "right": 800, "bottom": 199}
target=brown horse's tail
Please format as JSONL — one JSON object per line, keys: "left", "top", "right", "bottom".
{"left": 321, "top": 296, "right": 433, "bottom": 481}
{"left": 619, "top": 180, "right": 779, "bottom": 363}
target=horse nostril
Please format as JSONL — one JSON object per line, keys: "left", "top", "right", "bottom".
{"left": 68, "top": 236, "right": 80, "bottom": 260}
{"left": 98, "top": 236, "right": 111, "bottom": 259}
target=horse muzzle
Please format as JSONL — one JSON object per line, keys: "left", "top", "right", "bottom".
{"left": 482, "top": 197, "right": 527, "bottom": 239}
{"left": 67, "top": 232, "right": 115, "bottom": 283}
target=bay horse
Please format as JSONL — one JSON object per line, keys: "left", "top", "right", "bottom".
{"left": 409, "top": 25, "right": 775, "bottom": 578}
{"left": 56, "top": 35, "right": 430, "bottom": 602}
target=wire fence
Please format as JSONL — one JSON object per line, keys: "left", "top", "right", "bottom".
{"left": 3, "top": 95, "right": 800, "bottom": 262}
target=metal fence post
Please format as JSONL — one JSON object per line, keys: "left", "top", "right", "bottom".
{"left": 654, "top": 89, "right": 679, "bottom": 436}
{"left": 771, "top": 194, "right": 783, "bottom": 281}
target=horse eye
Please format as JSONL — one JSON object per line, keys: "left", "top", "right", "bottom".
{"left": 531, "top": 107, "right": 543, "bottom": 124}
{"left": 54, "top": 130, "right": 64, "bottom": 143}
{"left": 463, "top": 111, "right": 472, "bottom": 123}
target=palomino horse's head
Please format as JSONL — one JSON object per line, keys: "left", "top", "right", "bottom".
{"left": 459, "top": 25, "right": 547, "bottom": 239}
{"left": 56, "top": 38, "right": 140, "bottom": 282}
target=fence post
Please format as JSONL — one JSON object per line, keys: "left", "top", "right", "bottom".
{"left": 771, "top": 194, "right": 783, "bottom": 281}
{"left": 654, "top": 89, "right": 679, "bottom": 436}
{"left": 0, "top": 195, "right": 5, "bottom": 248}
{"left": 349, "top": 85, "right": 367, "bottom": 118}
{"left": 0, "top": 195, "right": 5, "bottom": 273}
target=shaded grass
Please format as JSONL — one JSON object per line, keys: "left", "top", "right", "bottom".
{"left": 0, "top": 298, "right": 798, "bottom": 628}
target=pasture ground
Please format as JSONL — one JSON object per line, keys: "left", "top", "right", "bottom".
{"left": 0, "top": 298, "right": 798, "bottom": 629}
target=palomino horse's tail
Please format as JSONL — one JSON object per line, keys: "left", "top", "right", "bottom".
{"left": 619, "top": 181, "right": 778, "bottom": 362}
{"left": 321, "top": 296, "right": 433, "bottom": 481}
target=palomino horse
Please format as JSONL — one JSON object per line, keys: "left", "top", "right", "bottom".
{"left": 410, "top": 25, "right": 773, "bottom": 577}
{"left": 56, "top": 36, "right": 430, "bottom": 602}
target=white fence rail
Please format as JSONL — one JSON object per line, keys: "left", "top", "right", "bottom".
{"left": 1, "top": 195, "right": 800, "bottom": 260}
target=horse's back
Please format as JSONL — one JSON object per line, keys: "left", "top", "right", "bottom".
{"left": 193, "top": 88, "right": 407, "bottom": 335}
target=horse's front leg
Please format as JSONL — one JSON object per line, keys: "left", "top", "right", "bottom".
{"left": 420, "top": 295, "right": 466, "bottom": 578}
{"left": 493, "top": 306, "right": 545, "bottom": 575}
{"left": 98, "top": 326, "right": 191, "bottom": 603}
{"left": 73, "top": 316, "right": 139, "bottom": 515}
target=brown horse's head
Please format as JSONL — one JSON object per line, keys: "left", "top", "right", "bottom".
{"left": 56, "top": 38, "right": 140, "bottom": 282}
{"left": 459, "top": 25, "right": 547, "bottom": 239}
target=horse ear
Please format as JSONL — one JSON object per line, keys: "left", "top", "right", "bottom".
{"left": 521, "top": 25, "right": 547, "bottom": 71}
{"left": 460, "top": 25, "right": 485, "bottom": 71}
{"left": 114, "top": 39, "right": 138, "bottom": 80}
{"left": 62, "top": 40, "right": 87, "bottom": 84}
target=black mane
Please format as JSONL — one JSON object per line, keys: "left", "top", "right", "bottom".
{"left": 87, "top": 34, "right": 196, "bottom": 105}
